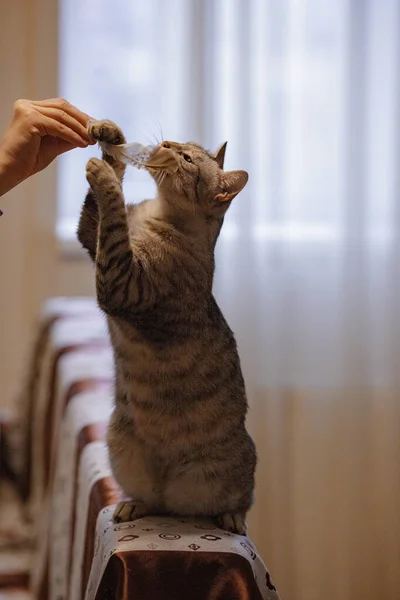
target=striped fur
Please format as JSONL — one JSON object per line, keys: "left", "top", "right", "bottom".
{"left": 77, "top": 120, "right": 255, "bottom": 534}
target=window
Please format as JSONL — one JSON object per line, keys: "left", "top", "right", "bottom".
{"left": 58, "top": 0, "right": 397, "bottom": 245}
{"left": 58, "top": 0, "right": 196, "bottom": 243}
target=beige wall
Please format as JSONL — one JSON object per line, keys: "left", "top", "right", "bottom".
{"left": 0, "top": 0, "right": 94, "bottom": 410}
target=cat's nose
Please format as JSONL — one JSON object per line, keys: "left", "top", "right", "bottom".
{"left": 161, "top": 142, "right": 171, "bottom": 148}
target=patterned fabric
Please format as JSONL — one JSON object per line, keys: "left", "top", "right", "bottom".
{"left": 10, "top": 297, "right": 279, "bottom": 599}
{"left": 88, "top": 511, "right": 279, "bottom": 600}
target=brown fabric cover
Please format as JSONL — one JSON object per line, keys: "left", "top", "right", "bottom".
{"left": 95, "top": 551, "right": 266, "bottom": 600}
{"left": 82, "top": 476, "right": 120, "bottom": 599}
{"left": 38, "top": 399, "right": 112, "bottom": 599}
{"left": 44, "top": 342, "right": 109, "bottom": 483}
{"left": 76, "top": 424, "right": 119, "bottom": 599}
{"left": 0, "top": 573, "right": 29, "bottom": 589}
{"left": 15, "top": 316, "right": 58, "bottom": 500}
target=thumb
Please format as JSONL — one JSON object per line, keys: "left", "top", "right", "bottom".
{"left": 34, "top": 138, "right": 81, "bottom": 173}
{"left": 56, "top": 139, "right": 79, "bottom": 156}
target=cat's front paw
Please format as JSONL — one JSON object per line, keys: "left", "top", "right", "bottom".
{"left": 216, "top": 513, "right": 247, "bottom": 535}
{"left": 88, "top": 119, "right": 126, "bottom": 145}
{"left": 86, "top": 158, "right": 120, "bottom": 195}
{"left": 113, "top": 501, "right": 150, "bottom": 523}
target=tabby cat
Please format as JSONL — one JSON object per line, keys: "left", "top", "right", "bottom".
{"left": 77, "top": 120, "right": 256, "bottom": 534}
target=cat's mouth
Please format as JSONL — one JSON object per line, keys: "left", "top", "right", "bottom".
{"left": 145, "top": 146, "right": 178, "bottom": 184}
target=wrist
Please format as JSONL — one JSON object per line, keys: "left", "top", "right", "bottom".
{"left": 0, "top": 150, "right": 22, "bottom": 197}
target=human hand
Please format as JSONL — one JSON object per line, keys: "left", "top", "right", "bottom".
{"left": 0, "top": 98, "right": 95, "bottom": 196}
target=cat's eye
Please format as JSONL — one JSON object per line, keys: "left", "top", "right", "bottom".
{"left": 183, "top": 154, "right": 192, "bottom": 163}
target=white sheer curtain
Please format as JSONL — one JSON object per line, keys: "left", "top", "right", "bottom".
{"left": 59, "top": 1, "right": 400, "bottom": 599}
{"left": 58, "top": 0, "right": 200, "bottom": 239}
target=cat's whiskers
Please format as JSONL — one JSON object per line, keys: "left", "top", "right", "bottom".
{"left": 147, "top": 126, "right": 160, "bottom": 146}
{"left": 134, "top": 127, "right": 156, "bottom": 147}
{"left": 153, "top": 169, "right": 166, "bottom": 186}
{"left": 156, "top": 120, "right": 164, "bottom": 143}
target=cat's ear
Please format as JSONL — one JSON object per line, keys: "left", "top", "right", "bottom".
{"left": 215, "top": 170, "right": 248, "bottom": 202}
{"left": 214, "top": 142, "right": 228, "bottom": 169}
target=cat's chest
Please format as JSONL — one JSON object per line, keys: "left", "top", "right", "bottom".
{"left": 128, "top": 200, "right": 155, "bottom": 233}
{"left": 128, "top": 215, "right": 146, "bottom": 241}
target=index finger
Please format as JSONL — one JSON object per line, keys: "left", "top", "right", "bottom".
{"left": 32, "top": 98, "right": 93, "bottom": 127}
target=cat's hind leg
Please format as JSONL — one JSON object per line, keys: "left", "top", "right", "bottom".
{"left": 108, "top": 410, "right": 162, "bottom": 523}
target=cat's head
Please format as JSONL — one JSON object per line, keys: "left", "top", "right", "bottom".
{"left": 147, "top": 141, "right": 248, "bottom": 218}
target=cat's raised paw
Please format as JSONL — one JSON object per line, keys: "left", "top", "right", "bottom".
{"left": 88, "top": 119, "right": 126, "bottom": 145}
{"left": 86, "top": 158, "right": 119, "bottom": 194}
{"left": 113, "top": 501, "right": 149, "bottom": 524}
{"left": 216, "top": 513, "right": 247, "bottom": 535}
